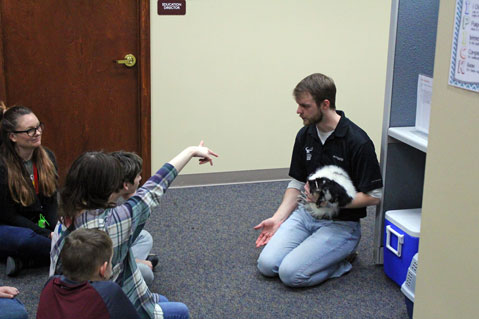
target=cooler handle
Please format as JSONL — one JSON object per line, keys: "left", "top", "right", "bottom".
{"left": 386, "top": 225, "right": 404, "bottom": 257}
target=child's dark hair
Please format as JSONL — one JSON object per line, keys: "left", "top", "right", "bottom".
{"left": 59, "top": 151, "right": 122, "bottom": 219}
{"left": 110, "top": 151, "right": 143, "bottom": 185}
{"left": 60, "top": 228, "right": 113, "bottom": 282}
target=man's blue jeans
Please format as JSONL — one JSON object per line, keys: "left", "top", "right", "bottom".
{"left": 0, "top": 225, "right": 51, "bottom": 262}
{"left": 0, "top": 297, "right": 28, "bottom": 319}
{"left": 257, "top": 206, "right": 361, "bottom": 287}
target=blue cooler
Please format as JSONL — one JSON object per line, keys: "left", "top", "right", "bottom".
{"left": 383, "top": 208, "right": 421, "bottom": 286}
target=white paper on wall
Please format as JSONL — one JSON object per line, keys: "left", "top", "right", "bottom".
{"left": 416, "top": 74, "right": 433, "bottom": 134}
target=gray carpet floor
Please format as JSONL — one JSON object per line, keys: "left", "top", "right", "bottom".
{"left": 0, "top": 180, "right": 409, "bottom": 318}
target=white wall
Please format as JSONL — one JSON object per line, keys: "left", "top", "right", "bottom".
{"left": 150, "top": 0, "right": 391, "bottom": 175}
{"left": 414, "top": 1, "right": 479, "bottom": 318}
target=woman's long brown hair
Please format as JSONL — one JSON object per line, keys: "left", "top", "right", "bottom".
{"left": 0, "top": 102, "right": 57, "bottom": 206}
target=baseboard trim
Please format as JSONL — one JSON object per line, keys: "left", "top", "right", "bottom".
{"left": 170, "top": 168, "right": 290, "bottom": 188}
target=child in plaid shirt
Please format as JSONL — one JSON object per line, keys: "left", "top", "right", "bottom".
{"left": 50, "top": 141, "right": 218, "bottom": 319}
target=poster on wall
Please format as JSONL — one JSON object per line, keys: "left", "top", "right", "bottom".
{"left": 449, "top": 0, "right": 479, "bottom": 92}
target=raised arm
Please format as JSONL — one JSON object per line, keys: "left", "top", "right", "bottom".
{"left": 99, "top": 142, "right": 218, "bottom": 267}
{"left": 168, "top": 140, "right": 218, "bottom": 173}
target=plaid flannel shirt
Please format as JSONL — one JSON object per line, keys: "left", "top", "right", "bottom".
{"left": 49, "top": 163, "right": 178, "bottom": 319}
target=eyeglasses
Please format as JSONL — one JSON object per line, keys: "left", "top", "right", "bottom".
{"left": 12, "top": 122, "right": 45, "bottom": 137}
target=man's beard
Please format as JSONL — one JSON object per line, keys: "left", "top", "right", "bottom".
{"left": 303, "top": 111, "right": 323, "bottom": 126}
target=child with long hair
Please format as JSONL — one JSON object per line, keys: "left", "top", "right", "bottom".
{"left": 50, "top": 142, "right": 218, "bottom": 319}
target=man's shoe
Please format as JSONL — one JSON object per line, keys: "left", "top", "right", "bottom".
{"left": 6, "top": 256, "right": 23, "bottom": 277}
{"left": 146, "top": 254, "right": 159, "bottom": 269}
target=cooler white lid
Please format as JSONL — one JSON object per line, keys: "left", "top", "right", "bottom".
{"left": 385, "top": 208, "right": 421, "bottom": 237}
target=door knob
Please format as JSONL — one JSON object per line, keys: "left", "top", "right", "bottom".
{"left": 115, "top": 54, "right": 136, "bottom": 67}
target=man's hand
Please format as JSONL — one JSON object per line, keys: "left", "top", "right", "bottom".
{"left": 0, "top": 286, "right": 19, "bottom": 298}
{"left": 304, "top": 182, "right": 314, "bottom": 202}
{"left": 304, "top": 181, "right": 324, "bottom": 205}
{"left": 254, "top": 217, "right": 282, "bottom": 248}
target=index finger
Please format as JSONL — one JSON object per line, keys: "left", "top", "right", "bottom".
{"left": 208, "top": 149, "right": 219, "bottom": 158}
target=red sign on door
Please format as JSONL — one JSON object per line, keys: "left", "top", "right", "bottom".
{"left": 158, "top": 0, "right": 186, "bottom": 15}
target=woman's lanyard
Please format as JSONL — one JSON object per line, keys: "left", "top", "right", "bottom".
{"left": 32, "top": 162, "right": 39, "bottom": 194}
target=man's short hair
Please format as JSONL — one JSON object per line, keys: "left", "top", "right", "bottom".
{"left": 293, "top": 73, "right": 337, "bottom": 109}
{"left": 60, "top": 228, "right": 113, "bottom": 282}
{"left": 110, "top": 151, "right": 143, "bottom": 185}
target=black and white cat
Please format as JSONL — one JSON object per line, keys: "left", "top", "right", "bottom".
{"left": 300, "top": 165, "right": 357, "bottom": 220}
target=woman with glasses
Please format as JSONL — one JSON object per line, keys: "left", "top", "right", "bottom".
{"left": 0, "top": 103, "right": 58, "bottom": 276}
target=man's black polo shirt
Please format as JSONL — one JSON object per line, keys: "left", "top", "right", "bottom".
{"left": 289, "top": 111, "right": 383, "bottom": 221}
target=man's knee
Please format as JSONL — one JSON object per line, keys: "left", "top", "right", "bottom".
{"left": 277, "top": 261, "right": 328, "bottom": 288}
{"left": 278, "top": 262, "right": 307, "bottom": 287}
{"left": 256, "top": 253, "right": 278, "bottom": 277}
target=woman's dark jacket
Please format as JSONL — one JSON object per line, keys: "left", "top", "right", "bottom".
{"left": 0, "top": 148, "right": 58, "bottom": 237}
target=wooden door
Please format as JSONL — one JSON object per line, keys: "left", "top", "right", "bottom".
{"left": 0, "top": 0, "right": 151, "bottom": 182}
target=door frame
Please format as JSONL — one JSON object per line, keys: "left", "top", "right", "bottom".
{"left": 0, "top": 1, "right": 151, "bottom": 179}
{"left": 138, "top": 1, "right": 151, "bottom": 179}
{"left": 0, "top": 8, "right": 6, "bottom": 102}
